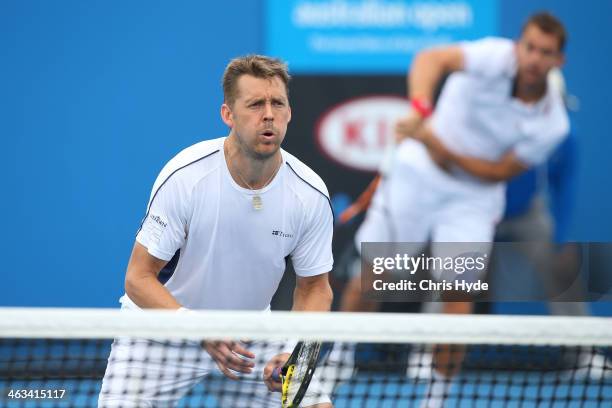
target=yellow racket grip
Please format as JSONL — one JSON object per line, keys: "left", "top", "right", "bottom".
{"left": 281, "top": 364, "right": 296, "bottom": 408}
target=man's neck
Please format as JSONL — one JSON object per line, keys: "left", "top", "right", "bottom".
{"left": 512, "top": 76, "right": 547, "bottom": 104}
{"left": 224, "top": 136, "right": 281, "bottom": 189}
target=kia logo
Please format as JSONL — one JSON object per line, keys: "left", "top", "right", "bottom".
{"left": 315, "top": 96, "right": 410, "bottom": 172}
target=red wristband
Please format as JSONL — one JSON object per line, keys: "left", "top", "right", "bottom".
{"left": 411, "top": 98, "right": 433, "bottom": 118}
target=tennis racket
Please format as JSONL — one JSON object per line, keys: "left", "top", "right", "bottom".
{"left": 272, "top": 341, "right": 322, "bottom": 408}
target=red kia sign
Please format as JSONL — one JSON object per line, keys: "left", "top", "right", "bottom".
{"left": 315, "top": 95, "right": 410, "bottom": 172}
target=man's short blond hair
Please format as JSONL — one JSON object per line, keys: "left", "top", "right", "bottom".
{"left": 222, "top": 55, "right": 291, "bottom": 107}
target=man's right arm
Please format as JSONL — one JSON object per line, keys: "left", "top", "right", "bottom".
{"left": 410, "top": 37, "right": 513, "bottom": 106}
{"left": 124, "top": 241, "right": 182, "bottom": 309}
{"left": 396, "top": 46, "right": 465, "bottom": 139}
{"left": 408, "top": 46, "right": 465, "bottom": 103}
{"left": 125, "top": 240, "right": 256, "bottom": 378}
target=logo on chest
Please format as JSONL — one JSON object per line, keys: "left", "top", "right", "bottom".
{"left": 272, "top": 230, "right": 294, "bottom": 239}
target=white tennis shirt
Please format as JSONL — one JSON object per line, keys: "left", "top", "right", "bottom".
{"left": 121, "top": 137, "right": 334, "bottom": 311}
{"left": 398, "top": 37, "right": 569, "bottom": 186}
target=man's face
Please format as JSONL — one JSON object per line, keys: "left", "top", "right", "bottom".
{"left": 222, "top": 74, "right": 291, "bottom": 160}
{"left": 516, "top": 24, "right": 564, "bottom": 88}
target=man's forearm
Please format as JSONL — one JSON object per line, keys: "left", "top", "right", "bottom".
{"left": 292, "top": 279, "right": 333, "bottom": 312}
{"left": 417, "top": 126, "right": 526, "bottom": 182}
{"left": 447, "top": 153, "right": 507, "bottom": 182}
{"left": 409, "top": 51, "right": 446, "bottom": 103}
{"left": 125, "top": 273, "right": 182, "bottom": 309}
{"left": 124, "top": 242, "right": 182, "bottom": 309}
{"left": 447, "top": 152, "right": 526, "bottom": 182}
{"left": 409, "top": 47, "right": 464, "bottom": 103}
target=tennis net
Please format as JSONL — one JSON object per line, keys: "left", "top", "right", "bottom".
{"left": 0, "top": 308, "right": 611, "bottom": 407}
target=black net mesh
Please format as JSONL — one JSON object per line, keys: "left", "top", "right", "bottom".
{"left": 1, "top": 310, "right": 611, "bottom": 407}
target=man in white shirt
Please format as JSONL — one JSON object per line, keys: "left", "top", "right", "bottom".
{"left": 342, "top": 12, "right": 569, "bottom": 407}
{"left": 99, "top": 55, "right": 334, "bottom": 407}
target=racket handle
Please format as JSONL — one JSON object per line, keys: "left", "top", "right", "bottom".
{"left": 271, "top": 367, "right": 282, "bottom": 382}
{"left": 338, "top": 175, "right": 381, "bottom": 225}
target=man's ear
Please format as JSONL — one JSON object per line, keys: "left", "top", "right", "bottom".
{"left": 221, "top": 103, "right": 233, "bottom": 128}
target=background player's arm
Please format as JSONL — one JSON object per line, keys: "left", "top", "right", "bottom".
{"left": 417, "top": 126, "right": 528, "bottom": 182}
{"left": 447, "top": 150, "right": 528, "bottom": 182}
{"left": 124, "top": 242, "right": 181, "bottom": 309}
{"left": 292, "top": 273, "right": 333, "bottom": 312}
{"left": 409, "top": 46, "right": 465, "bottom": 103}
{"left": 397, "top": 46, "right": 465, "bottom": 138}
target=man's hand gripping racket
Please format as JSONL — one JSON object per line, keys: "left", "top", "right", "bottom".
{"left": 267, "top": 341, "right": 322, "bottom": 408}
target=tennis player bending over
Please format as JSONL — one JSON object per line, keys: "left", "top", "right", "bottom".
{"left": 98, "top": 55, "right": 334, "bottom": 408}
{"left": 346, "top": 12, "right": 569, "bottom": 408}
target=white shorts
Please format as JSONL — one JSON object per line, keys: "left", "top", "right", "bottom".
{"left": 98, "top": 337, "right": 331, "bottom": 408}
{"left": 355, "top": 141, "right": 503, "bottom": 281}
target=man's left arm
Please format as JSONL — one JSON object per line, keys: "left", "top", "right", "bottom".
{"left": 263, "top": 188, "right": 334, "bottom": 391}
{"left": 288, "top": 187, "right": 334, "bottom": 309}
{"left": 263, "top": 273, "right": 332, "bottom": 390}
{"left": 446, "top": 149, "right": 528, "bottom": 182}
{"left": 293, "top": 273, "right": 333, "bottom": 312}
{"left": 416, "top": 125, "right": 528, "bottom": 182}
{"left": 418, "top": 84, "right": 570, "bottom": 183}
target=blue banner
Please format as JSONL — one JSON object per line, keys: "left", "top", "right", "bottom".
{"left": 265, "top": 0, "right": 499, "bottom": 73}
